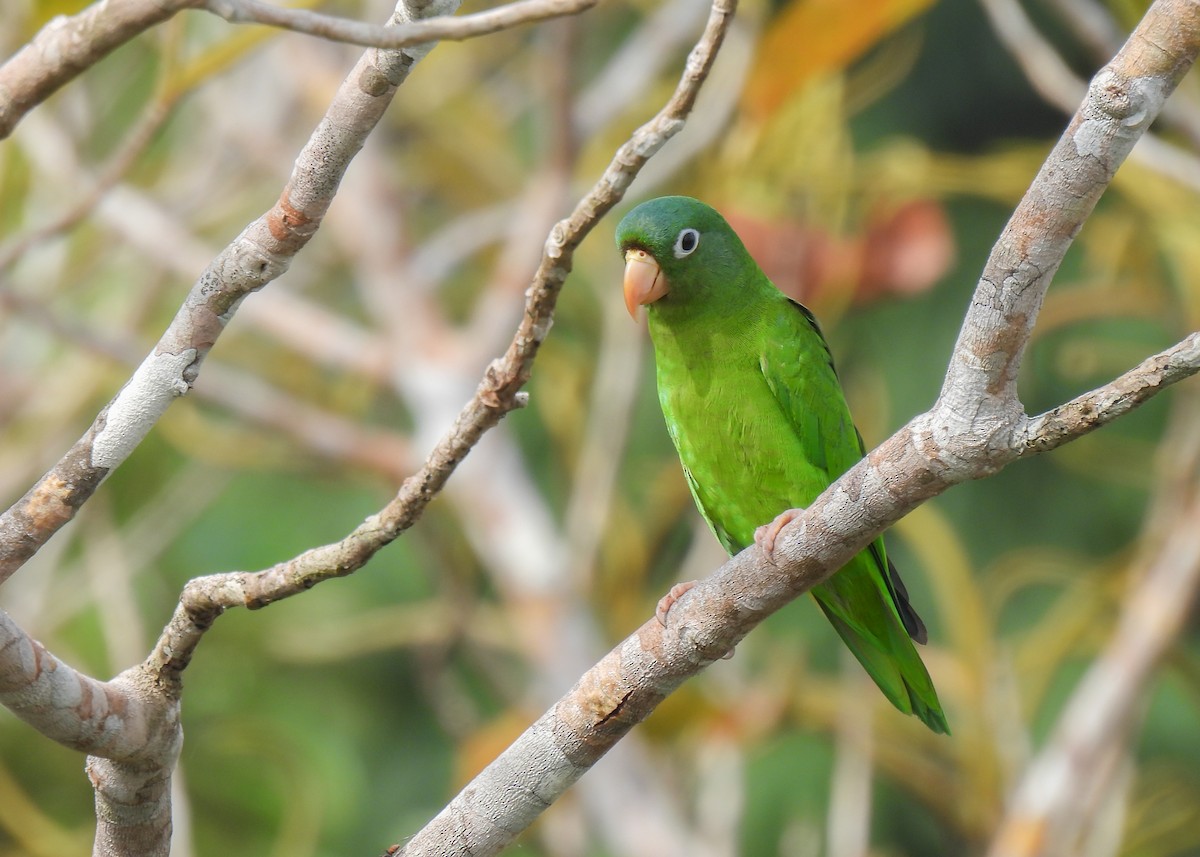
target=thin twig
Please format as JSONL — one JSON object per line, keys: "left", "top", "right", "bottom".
{"left": 572, "top": 0, "right": 714, "bottom": 137}
{"left": 0, "top": 0, "right": 596, "bottom": 142}
{"left": 203, "top": 0, "right": 598, "bottom": 48}
{"left": 1019, "top": 331, "right": 1200, "bottom": 454}
{"left": 330, "top": 119, "right": 704, "bottom": 854}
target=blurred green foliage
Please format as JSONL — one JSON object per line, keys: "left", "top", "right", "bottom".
{"left": 1, "top": 0, "right": 1200, "bottom": 855}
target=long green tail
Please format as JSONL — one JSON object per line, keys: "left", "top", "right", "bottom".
{"left": 810, "top": 543, "right": 949, "bottom": 734}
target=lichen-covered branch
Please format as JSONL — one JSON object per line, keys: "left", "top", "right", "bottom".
{"left": 1019, "top": 331, "right": 1200, "bottom": 454}
{"left": 0, "top": 610, "right": 171, "bottom": 760}
{"left": 0, "top": 607, "right": 180, "bottom": 857}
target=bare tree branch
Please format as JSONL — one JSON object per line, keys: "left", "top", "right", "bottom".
{"left": 0, "top": 0, "right": 200, "bottom": 140}
{"left": 383, "top": 3, "right": 1200, "bottom": 853}
{"left": 0, "top": 610, "right": 171, "bottom": 760}
{"left": 88, "top": 753, "right": 176, "bottom": 857}
{"left": 329, "top": 123, "right": 710, "bottom": 853}
{"left": 0, "top": 0, "right": 597, "bottom": 142}
{"left": 1019, "top": 332, "right": 1200, "bottom": 454}
{"left": 2, "top": 101, "right": 416, "bottom": 481}
{"left": 573, "top": 0, "right": 715, "bottom": 137}
{"left": 0, "top": 593, "right": 179, "bottom": 857}
{"left": 204, "top": 0, "right": 598, "bottom": 48}
{"left": 0, "top": 0, "right": 461, "bottom": 584}
{"left": 933, "top": 0, "right": 1198, "bottom": 445}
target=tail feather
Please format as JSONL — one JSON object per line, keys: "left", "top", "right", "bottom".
{"left": 815, "top": 602, "right": 950, "bottom": 734}
{"left": 811, "top": 544, "right": 949, "bottom": 735}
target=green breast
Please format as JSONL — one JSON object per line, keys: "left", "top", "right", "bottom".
{"left": 649, "top": 306, "right": 832, "bottom": 555}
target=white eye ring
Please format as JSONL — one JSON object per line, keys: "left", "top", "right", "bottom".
{"left": 673, "top": 228, "right": 700, "bottom": 258}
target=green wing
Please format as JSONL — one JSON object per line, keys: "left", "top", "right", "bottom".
{"left": 760, "top": 298, "right": 948, "bottom": 734}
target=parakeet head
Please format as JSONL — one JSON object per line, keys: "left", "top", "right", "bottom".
{"left": 615, "top": 196, "right": 753, "bottom": 318}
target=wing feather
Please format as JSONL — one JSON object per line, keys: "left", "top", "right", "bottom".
{"left": 758, "top": 296, "right": 946, "bottom": 733}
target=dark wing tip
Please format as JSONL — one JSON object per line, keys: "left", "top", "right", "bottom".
{"left": 886, "top": 556, "right": 929, "bottom": 644}
{"left": 868, "top": 541, "right": 928, "bottom": 644}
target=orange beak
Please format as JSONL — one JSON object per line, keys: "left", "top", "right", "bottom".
{"left": 623, "top": 249, "right": 669, "bottom": 318}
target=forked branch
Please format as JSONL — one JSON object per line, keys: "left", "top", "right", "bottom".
{"left": 388, "top": 2, "right": 1200, "bottom": 853}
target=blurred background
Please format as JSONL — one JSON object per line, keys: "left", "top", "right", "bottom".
{"left": 1, "top": 0, "right": 1199, "bottom": 854}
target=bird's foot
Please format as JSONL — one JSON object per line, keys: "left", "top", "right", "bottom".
{"left": 655, "top": 580, "right": 734, "bottom": 660}
{"left": 655, "top": 580, "right": 697, "bottom": 626}
{"left": 754, "top": 508, "right": 805, "bottom": 564}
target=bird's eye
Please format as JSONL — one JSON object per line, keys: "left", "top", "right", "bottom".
{"left": 673, "top": 228, "right": 700, "bottom": 258}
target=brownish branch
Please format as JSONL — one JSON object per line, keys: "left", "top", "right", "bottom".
{"left": 0, "top": 603, "right": 179, "bottom": 854}
{"left": 0, "top": 610, "right": 172, "bottom": 759}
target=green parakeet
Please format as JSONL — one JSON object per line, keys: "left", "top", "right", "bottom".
{"left": 615, "top": 196, "right": 948, "bottom": 735}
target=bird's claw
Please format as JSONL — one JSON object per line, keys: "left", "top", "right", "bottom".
{"left": 655, "top": 580, "right": 735, "bottom": 660}
{"left": 655, "top": 580, "right": 697, "bottom": 626}
{"left": 754, "top": 508, "right": 805, "bottom": 563}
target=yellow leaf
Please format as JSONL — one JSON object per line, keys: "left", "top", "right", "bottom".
{"left": 743, "top": 0, "right": 935, "bottom": 121}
